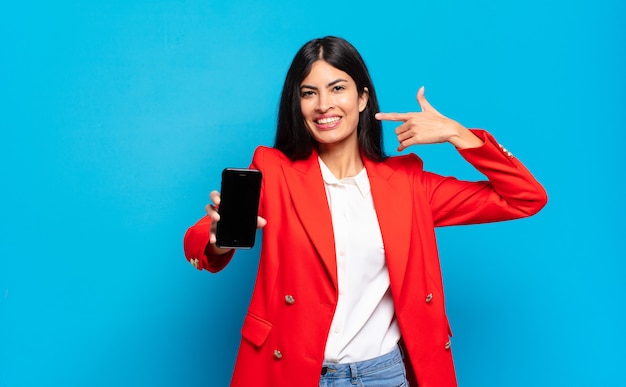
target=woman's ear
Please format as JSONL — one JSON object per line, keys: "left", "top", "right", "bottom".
{"left": 359, "top": 87, "right": 369, "bottom": 112}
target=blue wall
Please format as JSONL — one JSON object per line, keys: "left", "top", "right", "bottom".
{"left": 1, "top": 1, "right": 624, "bottom": 386}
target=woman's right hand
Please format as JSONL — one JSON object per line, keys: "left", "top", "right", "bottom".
{"left": 205, "top": 190, "right": 222, "bottom": 246}
{"left": 204, "top": 190, "right": 267, "bottom": 255}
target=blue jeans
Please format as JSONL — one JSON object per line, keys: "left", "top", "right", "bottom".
{"left": 318, "top": 346, "right": 409, "bottom": 386}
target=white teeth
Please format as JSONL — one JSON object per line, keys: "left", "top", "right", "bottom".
{"left": 317, "top": 117, "right": 340, "bottom": 125}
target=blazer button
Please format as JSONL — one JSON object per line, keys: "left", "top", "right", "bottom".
{"left": 498, "top": 143, "right": 513, "bottom": 157}
{"left": 284, "top": 295, "right": 295, "bottom": 305}
{"left": 425, "top": 293, "right": 433, "bottom": 303}
{"left": 274, "top": 349, "right": 283, "bottom": 359}
{"left": 444, "top": 341, "right": 452, "bottom": 350}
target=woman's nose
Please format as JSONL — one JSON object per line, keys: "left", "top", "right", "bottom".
{"left": 316, "top": 92, "right": 332, "bottom": 112}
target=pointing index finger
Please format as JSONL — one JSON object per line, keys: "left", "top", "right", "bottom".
{"left": 375, "top": 112, "right": 410, "bottom": 122}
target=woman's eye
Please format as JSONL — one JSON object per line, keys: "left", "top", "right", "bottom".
{"left": 300, "top": 90, "right": 315, "bottom": 98}
{"left": 333, "top": 85, "right": 345, "bottom": 91}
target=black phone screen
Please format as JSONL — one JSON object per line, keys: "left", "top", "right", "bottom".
{"left": 215, "top": 168, "right": 262, "bottom": 249}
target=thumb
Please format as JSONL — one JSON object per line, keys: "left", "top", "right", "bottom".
{"left": 416, "top": 86, "right": 437, "bottom": 113}
{"left": 257, "top": 216, "right": 267, "bottom": 229}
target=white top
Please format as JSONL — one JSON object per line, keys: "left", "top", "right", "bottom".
{"left": 319, "top": 157, "right": 401, "bottom": 363}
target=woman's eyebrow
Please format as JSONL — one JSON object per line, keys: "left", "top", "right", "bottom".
{"left": 300, "top": 78, "right": 349, "bottom": 90}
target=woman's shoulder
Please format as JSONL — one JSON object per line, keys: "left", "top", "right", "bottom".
{"left": 380, "top": 153, "right": 424, "bottom": 170}
{"left": 251, "top": 146, "right": 291, "bottom": 167}
{"left": 364, "top": 153, "right": 425, "bottom": 180}
{"left": 252, "top": 145, "right": 289, "bottom": 159}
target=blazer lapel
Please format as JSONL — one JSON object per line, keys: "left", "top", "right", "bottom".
{"left": 282, "top": 151, "right": 338, "bottom": 290}
{"left": 364, "top": 157, "right": 412, "bottom": 297}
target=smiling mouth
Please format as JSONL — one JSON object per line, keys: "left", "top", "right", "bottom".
{"left": 315, "top": 116, "right": 341, "bottom": 125}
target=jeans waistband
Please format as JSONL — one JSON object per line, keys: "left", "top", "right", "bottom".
{"left": 320, "top": 346, "right": 403, "bottom": 378}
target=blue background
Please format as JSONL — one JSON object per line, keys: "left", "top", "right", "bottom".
{"left": 1, "top": 1, "right": 624, "bottom": 386}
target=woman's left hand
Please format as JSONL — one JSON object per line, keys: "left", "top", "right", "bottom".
{"left": 375, "top": 87, "right": 483, "bottom": 150}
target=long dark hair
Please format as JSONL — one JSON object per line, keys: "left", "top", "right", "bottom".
{"left": 274, "top": 36, "right": 386, "bottom": 162}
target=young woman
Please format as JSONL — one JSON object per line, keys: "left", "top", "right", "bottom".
{"left": 184, "top": 36, "right": 547, "bottom": 387}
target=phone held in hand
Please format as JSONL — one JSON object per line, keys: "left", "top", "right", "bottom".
{"left": 215, "top": 168, "right": 263, "bottom": 249}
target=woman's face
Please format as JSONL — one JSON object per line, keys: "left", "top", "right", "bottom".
{"left": 299, "top": 60, "right": 368, "bottom": 150}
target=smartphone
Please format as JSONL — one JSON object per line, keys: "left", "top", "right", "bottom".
{"left": 215, "top": 168, "right": 263, "bottom": 249}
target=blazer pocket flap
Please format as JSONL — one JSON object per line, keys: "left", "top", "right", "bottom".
{"left": 241, "top": 313, "right": 272, "bottom": 347}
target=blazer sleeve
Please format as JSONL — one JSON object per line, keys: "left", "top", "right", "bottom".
{"left": 183, "top": 215, "right": 235, "bottom": 272}
{"left": 422, "top": 129, "right": 548, "bottom": 226}
{"left": 182, "top": 147, "right": 273, "bottom": 272}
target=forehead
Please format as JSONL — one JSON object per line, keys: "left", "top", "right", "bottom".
{"left": 301, "top": 60, "right": 355, "bottom": 85}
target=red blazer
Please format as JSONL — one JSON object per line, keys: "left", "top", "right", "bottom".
{"left": 184, "top": 130, "right": 547, "bottom": 387}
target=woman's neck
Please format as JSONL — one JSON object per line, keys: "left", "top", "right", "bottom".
{"left": 318, "top": 143, "right": 364, "bottom": 180}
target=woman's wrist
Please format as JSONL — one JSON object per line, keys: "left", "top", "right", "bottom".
{"left": 204, "top": 242, "right": 234, "bottom": 257}
{"left": 448, "top": 125, "right": 484, "bottom": 149}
